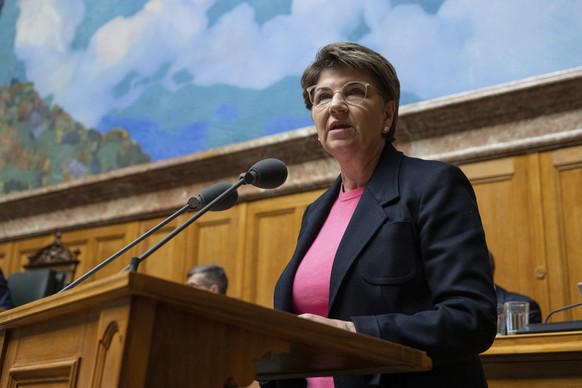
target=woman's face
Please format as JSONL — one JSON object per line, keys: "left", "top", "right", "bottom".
{"left": 310, "top": 67, "right": 394, "bottom": 162}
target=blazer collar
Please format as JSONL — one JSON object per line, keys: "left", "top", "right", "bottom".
{"left": 364, "top": 143, "right": 402, "bottom": 205}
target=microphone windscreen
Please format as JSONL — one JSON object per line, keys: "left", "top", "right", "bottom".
{"left": 199, "top": 182, "right": 238, "bottom": 211}
{"left": 249, "top": 158, "right": 288, "bottom": 189}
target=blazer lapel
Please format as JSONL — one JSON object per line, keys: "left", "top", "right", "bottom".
{"left": 328, "top": 144, "right": 403, "bottom": 314}
{"left": 276, "top": 144, "right": 404, "bottom": 314}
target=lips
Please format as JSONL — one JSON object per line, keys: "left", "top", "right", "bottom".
{"left": 329, "top": 121, "right": 351, "bottom": 131}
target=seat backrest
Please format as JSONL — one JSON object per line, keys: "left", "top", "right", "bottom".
{"left": 54, "top": 272, "right": 68, "bottom": 291}
{"left": 7, "top": 269, "right": 58, "bottom": 307}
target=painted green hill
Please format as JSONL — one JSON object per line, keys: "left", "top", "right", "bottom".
{"left": 0, "top": 82, "right": 150, "bottom": 195}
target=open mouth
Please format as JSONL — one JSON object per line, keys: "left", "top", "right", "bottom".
{"left": 329, "top": 122, "right": 351, "bottom": 131}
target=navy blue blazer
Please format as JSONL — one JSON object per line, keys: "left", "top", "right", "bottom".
{"left": 266, "top": 144, "right": 497, "bottom": 387}
{"left": 0, "top": 269, "right": 14, "bottom": 310}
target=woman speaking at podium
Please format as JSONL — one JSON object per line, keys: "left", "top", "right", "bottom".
{"left": 262, "top": 42, "right": 497, "bottom": 387}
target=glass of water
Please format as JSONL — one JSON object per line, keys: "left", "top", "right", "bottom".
{"left": 504, "top": 301, "right": 529, "bottom": 335}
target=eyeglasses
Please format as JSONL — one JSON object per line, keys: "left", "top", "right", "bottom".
{"left": 306, "top": 81, "right": 379, "bottom": 110}
{"left": 187, "top": 281, "right": 211, "bottom": 290}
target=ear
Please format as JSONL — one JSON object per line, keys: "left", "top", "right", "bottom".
{"left": 209, "top": 284, "right": 221, "bottom": 294}
{"left": 383, "top": 101, "right": 395, "bottom": 129}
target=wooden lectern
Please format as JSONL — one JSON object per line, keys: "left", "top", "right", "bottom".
{"left": 0, "top": 272, "right": 431, "bottom": 387}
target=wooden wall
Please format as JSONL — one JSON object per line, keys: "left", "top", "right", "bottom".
{"left": 1, "top": 143, "right": 581, "bottom": 323}
{"left": 461, "top": 144, "right": 582, "bottom": 321}
{"left": 0, "top": 189, "right": 322, "bottom": 306}
{"left": 1, "top": 67, "right": 582, "bottom": 323}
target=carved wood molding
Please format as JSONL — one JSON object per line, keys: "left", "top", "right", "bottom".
{"left": 8, "top": 358, "right": 80, "bottom": 388}
{"left": 91, "top": 321, "right": 121, "bottom": 388}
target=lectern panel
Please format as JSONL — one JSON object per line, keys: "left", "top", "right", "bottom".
{"left": 7, "top": 358, "right": 80, "bottom": 388}
{"left": 0, "top": 272, "right": 431, "bottom": 388}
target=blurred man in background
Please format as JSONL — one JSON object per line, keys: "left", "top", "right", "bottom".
{"left": 186, "top": 264, "right": 228, "bottom": 295}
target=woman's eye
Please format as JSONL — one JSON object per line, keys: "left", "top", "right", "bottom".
{"left": 346, "top": 86, "right": 366, "bottom": 98}
{"left": 315, "top": 91, "right": 333, "bottom": 104}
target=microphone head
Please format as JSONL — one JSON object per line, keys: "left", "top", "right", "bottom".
{"left": 248, "top": 158, "right": 288, "bottom": 189}
{"left": 199, "top": 182, "right": 238, "bottom": 211}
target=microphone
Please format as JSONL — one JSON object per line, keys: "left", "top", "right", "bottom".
{"left": 188, "top": 182, "right": 238, "bottom": 211}
{"left": 240, "top": 158, "right": 288, "bottom": 189}
{"left": 59, "top": 181, "right": 237, "bottom": 293}
{"left": 123, "top": 158, "right": 288, "bottom": 272}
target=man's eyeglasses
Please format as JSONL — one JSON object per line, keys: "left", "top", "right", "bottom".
{"left": 187, "top": 281, "right": 212, "bottom": 290}
{"left": 306, "top": 81, "right": 379, "bottom": 110}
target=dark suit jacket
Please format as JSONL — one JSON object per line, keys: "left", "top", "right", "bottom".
{"left": 0, "top": 269, "right": 14, "bottom": 310}
{"left": 264, "top": 144, "right": 497, "bottom": 387}
{"left": 496, "top": 284, "right": 542, "bottom": 323}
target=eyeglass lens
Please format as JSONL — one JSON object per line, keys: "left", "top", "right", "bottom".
{"left": 309, "top": 81, "right": 369, "bottom": 108}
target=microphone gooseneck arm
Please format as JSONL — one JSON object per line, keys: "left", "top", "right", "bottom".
{"left": 58, "top": 182, "right": 235, "bottom": 293}
{"left": 60, "top": 158, "right": 288, "bottom": 290}
{"left": 544, "top": 301, "right": 582, "bottom": 323}
{"left": 59, "top": 202, "right": 190, "bottom": 293}
{"left": 123, "top": 159, "right": 287, "bottom": 272}
{"left": 124, "top": 177, "right": 246, "bottom": 272}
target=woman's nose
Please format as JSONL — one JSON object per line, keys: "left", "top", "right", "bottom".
{"left": 328, "top": 91, "right": 348, "bottom": 112}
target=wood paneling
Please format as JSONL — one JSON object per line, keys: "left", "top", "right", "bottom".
{"left": 0, "top": 242, "right": 13, "bottom": 274}
{"left": 8, "top": 235, "right": 53, "bottom": 275}
{"left": 133, "top": 216, "right": 188, "bottom": 283}
{"left": 0, "top": 310, "right": 99, "bottom": 387}
{"left": 183, "top": 205, "right": 246, "bottom": 299}
{"left": 1, "top": 146, "right": 580, "bottom": 322}
{"left": 457, "top": 145, "right": 582, "bottom": 322}
{"left": 7, "top": 358, "right": 80, "bottom": 388}
{"left": 242, "top": 190, "right": 323, "bottom": 307}
{"left": 59, "top": 224, "right": 140, "bottom": 284}
{"left": 460, "top": 154, "right": 549, "bottom": 318}
{"left": 540, "top": 144, "right": 582, "bottom": 321}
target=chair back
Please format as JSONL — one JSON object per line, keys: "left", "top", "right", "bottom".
{"left": 25, "top": 232, "right": 80, "bottom": 288}
{"left": 7, "top": 269, "right": 59, "bottom": 307}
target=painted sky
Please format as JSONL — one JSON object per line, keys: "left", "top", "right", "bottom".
{"left": 1, "top": 0, "right": 581, "bottom": 161}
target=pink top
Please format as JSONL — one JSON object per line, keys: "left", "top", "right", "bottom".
{"left": 292, "top": 186, "right": 364, "bottom": 388}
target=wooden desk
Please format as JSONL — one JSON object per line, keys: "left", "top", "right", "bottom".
{"left": 0, "top": 272, "right": 431, "bottom": 387}
{"left": 481, "top": 331, "right": 582, "bottom": 387}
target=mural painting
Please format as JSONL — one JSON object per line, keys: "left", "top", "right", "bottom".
{"left": 1, "top": 0, "right": 580, "bottom": 195}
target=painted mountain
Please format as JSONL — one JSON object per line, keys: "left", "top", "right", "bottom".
{"left": 0, "top": 81, "right": 150, "bottom": 195}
